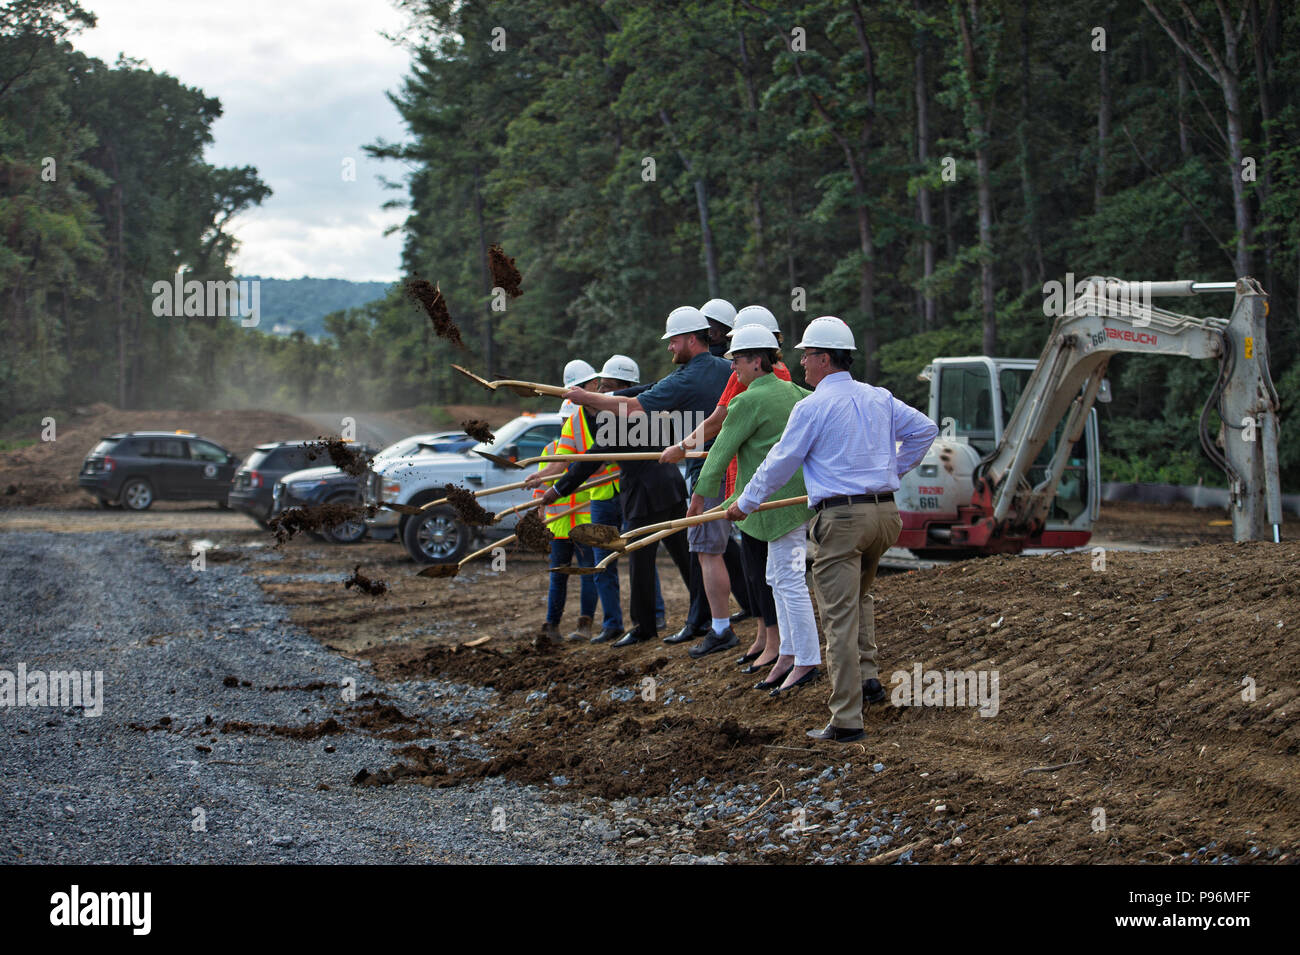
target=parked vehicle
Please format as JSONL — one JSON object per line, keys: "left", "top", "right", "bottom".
{"left": 365, "top": 413, "right": 564, "bottom": 563}
{"left": 78, "top": 431, "right": 239, "bottom": 510}
{"left": 228, "top": 440, "right": 322, "bottom": 527}
{"left": 271, "top": 454, "right": 376, "bottom": 544}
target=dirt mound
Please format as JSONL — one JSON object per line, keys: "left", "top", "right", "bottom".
{"left": 0, "top": 406, "right": 319, "bottom": 508}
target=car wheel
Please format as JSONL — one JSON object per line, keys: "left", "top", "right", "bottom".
{"left": 120, "top": 478, "right": 154, "bottom": 511}
{"left": 325, "top": 496, "right": 367, "bottom": 544}
{"left": 401, "top": 506, "right": 471, "bottom": 564}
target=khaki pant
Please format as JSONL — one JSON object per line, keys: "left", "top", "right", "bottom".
{"left": 809, "top": 501, "right": 902, "bottom": 730}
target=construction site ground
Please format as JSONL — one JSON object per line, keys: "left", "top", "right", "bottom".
{"left": 1, "top": 407, "right": 1297, "bottom": 864}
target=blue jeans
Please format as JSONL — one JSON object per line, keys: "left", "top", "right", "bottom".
{"left": 547, "top": 538, "right": 596, "bottom": 624}
{"left": 590, "top": 494, "right": 664, "bottom": 632}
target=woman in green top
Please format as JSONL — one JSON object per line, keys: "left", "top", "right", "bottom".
{"left": 688, "top": 326, "right": 822, "bottom": 694}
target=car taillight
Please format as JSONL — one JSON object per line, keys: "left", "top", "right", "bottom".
{"left": 103, "top": 456, "right": 116, "bottom": 472}
{"left": 248, "top": 470, "right": 262, "bottom": 488}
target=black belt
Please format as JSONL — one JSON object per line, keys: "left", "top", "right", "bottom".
{"left": 813, "top": 492, "right": 893, "bottom": 512}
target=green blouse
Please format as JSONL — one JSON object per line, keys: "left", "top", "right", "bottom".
{"left": 693, "top": 372, "right": 814, "bottom": 541}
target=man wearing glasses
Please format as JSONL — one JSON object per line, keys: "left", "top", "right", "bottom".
{"left": 726, "top": 317, "right": 938, "bottom": 743}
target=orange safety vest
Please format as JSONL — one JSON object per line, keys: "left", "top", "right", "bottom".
{"left": 534, "top": 437, "right": 591, "bottom": 538}
{"left": 571, "top": 409, "right": 618, "bottom": 500}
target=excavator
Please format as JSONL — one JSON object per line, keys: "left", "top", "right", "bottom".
{"left": 896, "top": 276, "right": 1282, "bottom": 557}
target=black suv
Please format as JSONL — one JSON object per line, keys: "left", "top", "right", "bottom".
{"left": 228, "top": 441, "right": 322, "bottom": 527}
{"left": 78, "top": 431, "right": 240, "bottom": 510}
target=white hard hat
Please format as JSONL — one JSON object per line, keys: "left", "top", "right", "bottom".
{"left": 599, "top": 354, "right": 640, "bottom": 384}
{"left": 796, "top": 316, "right": 857, "bottom": 350}
{"left": 700, "top": 298, "right": 737, "bottom": 328}
{"left": 563, "top": 359, "right": 599, "bottom": 388}
{"left": 559, "top": 399, "right": 578, "bottom": 417}
{"left": 724, "top": 324, "right": 780, "bottom": 358}
{"left": 728, "top": 305, "right": 779, "bottom": 336}
{"left": 661, "top": 305, "right": 711, "bottom": 339}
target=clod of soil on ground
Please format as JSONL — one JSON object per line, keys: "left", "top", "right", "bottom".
{"left": 461, "top": 418, "right": 495, "bottom": 443}
{"left": 441, "top": 482, "right": 495, "bottom": 526}
{"left": 303, "top": 436, "right": 373, "bottom": 477}
{"left": 405, "top": 278, "right": 464, "bottom": 348}
{"left": 488, "top": 243, "right": 523, "bottom": 298}
{"left": 513, "top": 509, "right": 554, "bottom": 553}
{"left": 267, "top": 501, "right": 376, "bottom": 545}
{"left": 343, "top": 564, "right": 388, "bottom": 597}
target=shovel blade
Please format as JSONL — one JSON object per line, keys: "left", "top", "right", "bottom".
{"left": 475, "top": 450, "right": 523, "bottom": 470}
{"left": 382, "top": 502, "right": 425, "bottom": 515}
{"left": 570, "top": 523, "right": 624, "bottom": 550}
{"left": 417, "top": 564, "right": 460, "bottom": 579}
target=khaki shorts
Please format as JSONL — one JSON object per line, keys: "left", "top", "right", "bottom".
{"left": 689, "top": 492, "right": 730, "bottom": 554}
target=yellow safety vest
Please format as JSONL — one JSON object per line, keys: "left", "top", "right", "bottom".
{"left": 572, "top": 409, "right": 618, "bottom": 501}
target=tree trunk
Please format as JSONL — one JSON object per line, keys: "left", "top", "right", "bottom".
{"left": 472, "top": 164, "right": 494, "bottom": 376}
{"left": 1095, "top": 12, "right": 1111, "bottom": 213}
{"left": 957, "top": 0, "right": 997, "bottom": 356}
{"left": 659, "top": 109, "right": 719, "bottom": 297}
{"left": 1249, "top": 0, "right": 1274, "bottom": 293}
{"left": 1177, "top": 47, "right": 1195, "bottom": 253}
{"left": 915, "top": 1, "right": 936, "bottom": 329}
{"left": 738, "top": 31, "right": 769, "bottom": 288}
{"left": 1017, "top": 0, "right": 1045, "bottom": 288}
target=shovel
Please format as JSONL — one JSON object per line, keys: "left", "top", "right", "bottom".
{"left": 490, "top": 470, "right": 621, "bottom": 523}
{"left": 451, "top": 364, "right": 567, "bottom": 398}
{"left": 619, "top": 496, "right": 810, "bottom": 540}
{"left": 552, "top": 524, "right": 684, "bottom": 576}
{"left": 414, "top": 469, "right": 620, "bottom": 513}
{"left": 571, "top": 501, "right": 728, "bottom": 551}
{"left": 477, "top": 450, "right": 706, "bottom": 471}
{"left": 416, "top": 499, "right": 590, "bottom": 579}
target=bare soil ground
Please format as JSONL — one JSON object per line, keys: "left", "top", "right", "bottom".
{"left": 114, "top": 501, "right": 1294, "bottom": 865}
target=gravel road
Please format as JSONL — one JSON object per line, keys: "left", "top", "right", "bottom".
{"left": 0, "top": 530, "right": 619, "bottom": 864}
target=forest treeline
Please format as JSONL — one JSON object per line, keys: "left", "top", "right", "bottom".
{"left": 3, "top": 0, "right": 1299, "bottom": 487}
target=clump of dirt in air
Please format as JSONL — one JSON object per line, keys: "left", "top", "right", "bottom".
{"left": 405, "top": 278, "right": 464, "bottom": 348}
{"left": 267, "top": 501, "right": 375, "bottom": 545}
{"left": 488, "top": 243, "right": 523, "bottom": 298}
{"left": 441, "top": 483, "right": 495, "bottom": 526}
{"left": 303, "top": 437, "right": 373, "bottom": 477}
{"left": 514, "top": 509, "right": 554, "bottom": 553}
{"left": 344, "top": 565, "right": 388, "bottom": 597}
{"left": 461, "top": 419, "right": 495, "bottom": 443}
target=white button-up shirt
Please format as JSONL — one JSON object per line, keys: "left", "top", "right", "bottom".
{"left": 736, "top": 371, "right": 938, "bottom": 511}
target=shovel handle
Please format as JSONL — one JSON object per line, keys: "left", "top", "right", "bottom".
{"left": 518, "top": 451, "right": 707, "bottom": 466}
{"left": 622, "top": 495, "right": 809, "bottom": 539}
{"left": 494, "top": 470, "right": 621, "bottom": 519}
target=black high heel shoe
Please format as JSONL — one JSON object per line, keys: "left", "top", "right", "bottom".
{"left": 741, "top": 657, "right": 780, "bottom": 674}
{"left": 769, "top": 667, "right": 821, "bottom": 698}
{"left": 753, "top": 667, "right": 793, "bottom": 691}
{"left": 736, "top": 650, "right": 762, "bottom": 665}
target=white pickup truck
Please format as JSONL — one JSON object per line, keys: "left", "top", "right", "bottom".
{"left": 364, "top": 412, "right": 565, "bottom": 563}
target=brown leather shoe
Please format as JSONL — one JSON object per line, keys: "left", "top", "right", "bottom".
{"left": 806, "top": 722, "right": 866, "bottom": 743}
{"left": 566, "top": 615, "right": 593, "bottom": 642}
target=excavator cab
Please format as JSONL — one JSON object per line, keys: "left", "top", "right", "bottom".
{"left": 918, "top": 356, "right": 1100, "bottom": 546}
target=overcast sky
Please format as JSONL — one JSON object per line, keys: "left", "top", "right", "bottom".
{"left": 72, "top": 0, "right": 415, "bottom": 281}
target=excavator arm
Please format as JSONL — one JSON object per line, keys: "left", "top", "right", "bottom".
{"left": 974, "top": 276, "right": 1281, "bottom": 544}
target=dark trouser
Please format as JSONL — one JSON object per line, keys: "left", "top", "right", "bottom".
{"left": 628, "top": 504, "right": 692, "bottom": 635}
{"left": 686, "top": 536, "right": 754, "bottom": 629}
{"left": 738, "top": 530, "right": 779, "bottom": 627}
{"left": 591, "top": 494, "right": 666, "bottom": 631}
{"left": 546, "top": 538, "right": 596, "bottom": 624}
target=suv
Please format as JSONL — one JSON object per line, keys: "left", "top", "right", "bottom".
{"left": 79, "top": 431, "right": 240, "bottom": 510}
{"left": 270, "top": 455, "right": 376, "bottom": 544}
{"left": 228, "top": 441, "right": 321, "bottom": 527}
{"left": 366, "top": 413, "right": 563, "bottom": 563}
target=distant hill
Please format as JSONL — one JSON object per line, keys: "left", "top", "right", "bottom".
{"left": 238, "top": 276, "right": 392, "bottom": 339}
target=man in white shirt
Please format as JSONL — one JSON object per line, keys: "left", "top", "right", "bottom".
{"left": 727, "top": 316, "right": 938, "bottom": 743}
